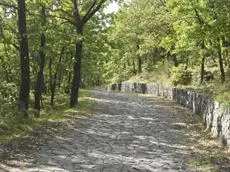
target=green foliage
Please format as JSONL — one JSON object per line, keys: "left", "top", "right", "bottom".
{"left": 101, "top": 0, "right": 230, "bottom": 106}
{"left": 1, "top": 0, "right": 230, "bottom": 139}
{"left": 214, "top": 91, "right": 230, "bottom": 107}
{"left": 0, "top": 0, "right": 117, "bottom": 139}
{"left": 0, "top": 81, "right": 18, "bottom": 118}
{"left": 171, "top": 65, "right": 192, "bottom": 86}
{"left": 0, "top": 90, "right": 92, "bottom": 141}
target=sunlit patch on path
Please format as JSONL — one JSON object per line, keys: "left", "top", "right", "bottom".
{"left": 0, "top": 89, "right": 230, "bottom": 171}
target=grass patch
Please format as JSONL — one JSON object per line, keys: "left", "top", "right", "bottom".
{"left": 0, "top": 89, "right": 92, "bottom": 142}
{"left": 127, "top": 69, "right": 171, "bottom": 85}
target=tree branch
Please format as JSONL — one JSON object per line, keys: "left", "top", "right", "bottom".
{"left": 0, "top": 1, "right": 17, "bottom": 9}
{"left": 83, "top": 0, "right": 97, "bottom": 20}
{"left": 73, "top": 0, "right": 81, "bottom": 24}
{"left": 50, "top": 7, "right": 73, "bottom": 19}
{"left": 48, "top": 14, "right": 76, "bottom": 26}
{"left": 82, "top": 0, "right": 106, "bottom": 24}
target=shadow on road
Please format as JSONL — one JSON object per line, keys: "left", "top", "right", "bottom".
{"left": 0, "top": 90, "right": 230, "bottom": 171}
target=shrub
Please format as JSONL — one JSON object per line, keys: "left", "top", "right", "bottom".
{"left": 0, "top": 81, "right": 18, "bottom": 118}
{"left": 171, "top": 65, "right": 192, "bottom": 86}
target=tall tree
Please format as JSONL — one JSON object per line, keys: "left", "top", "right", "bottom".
{"left": 34, "top": 5, "right": 46, "bottom": 115}
{"left": 69, "top": 0, "right": 106, "bottom": 107}
{"left": 17, "top": 0, "right": 30, "bottom": 116}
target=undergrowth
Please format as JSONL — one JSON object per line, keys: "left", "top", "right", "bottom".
{"left": 0, "top": 90, "right": 92, "bottom": 142}
{"left": 126, "top": 62, "right": 230, "bottom": 106}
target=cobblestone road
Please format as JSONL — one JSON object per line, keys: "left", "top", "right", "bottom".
{"left": 1, "top": 90, "right": 230, "bottom": 171}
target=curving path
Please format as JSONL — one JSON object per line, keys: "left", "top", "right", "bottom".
{"left": 0, "top": 90, "right": 230, "bottom": 171}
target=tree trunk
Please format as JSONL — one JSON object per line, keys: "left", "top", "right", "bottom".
{"left": 57, "top": 72, "right": 62, "bottom": 89}
{"left": 172, "top": 54, "right": 179, "bottom": 67}
{"left": 70, "top": 26, "right": 83, "bottom": 107}
{"left": 50, "top": 73, "right": 57, "bottom": 106}
{"left": 200, "top": 40, "right": 205, "bottom": 84}
{"left": 200, "top": 56, "right": 205, "bottom": 84}
{"left": 137, "top": 56, "right": 142, "bottom": 73}
{"left": 34, "top": 6, "right": 46, "bottom": 115}
{"left": 217, "top": 38, "right": 225, "bottom": 83}
{"left": 48, "top": 58, "right": 53, "bottom": 94}
{"left": 17, "top": 0, "right": 30, "bottom": 117}
{"left": 65, "top": 71, "right": 72, "bottom": 94}
{"left": 50, "top": 47, "right": 64, "bottom": 106}
{"left": 132, "top": 58, "right": 136, "bottom": 75}
{"left": 34, "top": 33, "right": 45, "bottom": 114}
{"left": 136, "top": 42, "right": 142, "bottom": 73}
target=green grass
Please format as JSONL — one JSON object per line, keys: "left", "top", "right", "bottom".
{"left": 127, "top": 66, "right": 172, "bottom": 85}
{"left": 0, "top": 89, "right": 92, "bottom": 142}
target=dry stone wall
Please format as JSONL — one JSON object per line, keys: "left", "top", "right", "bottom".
{"left": 108, "top": 82, "right": 230, "bottom": 147}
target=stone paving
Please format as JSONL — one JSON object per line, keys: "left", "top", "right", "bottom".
{"left": 0, "top": 90, "right": 230, "bottom": 171}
